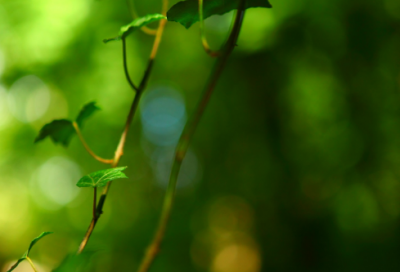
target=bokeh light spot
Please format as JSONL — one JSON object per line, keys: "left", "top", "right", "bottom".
{"left": 141, "top": 86, "right": 186, "bottom": 146}
{"left": 212, "top": 244, "right": 261, "bottom": 272}
{"left": 7, "top": 75, "right": 50, "bottom": 123}
{"left": 30, "top": 157, "right": 81, "bottom": 210}
{"left": 151, "top": 148, "right": 201, "bottom": 190}
{"left": 208, "top": 196, "right": 255, "bottom": 234}
{"left": 238, "top": 9, "right": 276, "bottom": 51}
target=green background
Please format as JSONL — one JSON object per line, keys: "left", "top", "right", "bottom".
{"left": 1, "top": 0, "right": 400, "bottom": 271}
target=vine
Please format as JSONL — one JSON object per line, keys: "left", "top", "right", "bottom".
{"left": 7, "top": 0, "right": 272, "bottom": 271}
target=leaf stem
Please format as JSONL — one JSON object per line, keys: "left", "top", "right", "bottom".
{"left": 26, "top": 257, "right": 38, "bottom": 272}
{"left": 135, "top": 2, "right": 246, "bottom": 272}
{"left": 72, "top": 122, "right": 114, "bottom": 164}
{"left": 93, "top": 187, "right": 97, "bottom": 218}
{"left": 123, "top": 37, "right": 139, "bottom": 92}
{"left": 198, "top": 0, "right": 221, "bottom": 57}
{"left": 126, "top": 0, "right": 157, "bottom": 35}
{"left": 76, "top": 0, "right": 168, "bottom": 254}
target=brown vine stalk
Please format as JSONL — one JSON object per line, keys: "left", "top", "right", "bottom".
{"left": 136, "top": 1, "right": 246, "bottom": 271}
{"left": 76, "top": 0, "right": 169, "bottom": 254}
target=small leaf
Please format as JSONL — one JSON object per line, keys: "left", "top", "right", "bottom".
{"left": 77, "top": 167, "right": 128, "bottom": 188}
{"left": 76, "top": 101, "right": 100, "bottom": 128}
{"left": 34, "top": 119, "right": 75, "bottom": 147}
{"left": 167, "top": 0, "right": 272, "bottom": 29}
{"left": 7, "top": 232, "right": 53, "bottom": 272}
{"left": 104, "top": 14, "right": 166, "bottom": 43}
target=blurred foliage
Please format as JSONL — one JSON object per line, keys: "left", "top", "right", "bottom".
{"left": 0, "top": 0, "right": 400, "bottom": 271}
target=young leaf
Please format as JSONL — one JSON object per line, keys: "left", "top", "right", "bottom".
{"left": 76, "top": 101, "right": 100, "bottom": 128}
{"left": 35, "top": 102, "right": 100, "bottom": 147}
{"left": 104, "top": 14, "right": 166, "bottom": 43}
{"left": 76, "top": 167, "right": 128, "bottom": 188}
{"left": 34, "top": 119, "right": 75, "bottom": 147}
{"left": 7, "top": 232, "right": 53, "bottom": 272}
{"left": 167, "top": 0, "right": 272, "bottom": 29}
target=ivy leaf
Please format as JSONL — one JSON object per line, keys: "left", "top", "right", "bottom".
{"left": 76, "top": 101, "right": 100, "bottom": 128}
{"left": 76, "top": 167, "right": 128, "bottom": 188}
{"left": 7, "top": 232, "right": 53, "bottom": 272}
{"left": 167, "top": 0, "right": 272, "bottom": 29}
{"left": 34, "top": 119, "right": 75, "bottom": 147}
{"left": 104, "top": 14, "right": 167, "bottom": 43}
{"left": 35, "top": 101, "right": 99, "bottom": 147}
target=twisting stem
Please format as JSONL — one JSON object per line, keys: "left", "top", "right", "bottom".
{"left": 72, "top": 122, "right": 114, "bottom": 164}
{"left": 26, "top": 257, "right": 38, "bottom": 272}
{"left": 199, "top": 0, "right": 220, "bottom": 57}
{"left": 136, "top": 2, "right": 246, "bottom": 272}
{"left": 126, "top": 0, "right": 157, "bottom": 35}
{"left": 123, "top": 38, "right": 139, "bottom": 92}
{"left": 76, "top": 0, "right": 168, "bottom": 254}
{"left": 93, "top": 187, "right": 97, "bottom": 218}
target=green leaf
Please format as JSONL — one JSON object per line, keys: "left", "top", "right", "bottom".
{"left": 77, "top": 167, "right": 128, "bottom": 188}
{"left": 7, "top": 232, "right": 53, "bottom": 272}
{"left": 34, "top": 119, "right": 75, "bottom": 147}
{"left": 76, "top": 101, "right": 100, "bottom": 128}
{"left": 167, "top": 0, "right": 272, "bottom": 29}
{"left": 35, "top": 102, "right": 99, "bottom": 147}
{"left": 104, "top": 13, "right": 166, "bottom": 43}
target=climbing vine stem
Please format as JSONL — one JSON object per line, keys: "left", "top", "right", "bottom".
{"left": 76, "top": 0, "right": 169, "bottom": 254}
{"left": 135, "top": 1, "right": 246, "bottom": 271}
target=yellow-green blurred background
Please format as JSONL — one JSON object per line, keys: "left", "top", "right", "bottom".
{"left": 1, "top": 0, "right": 400, "bottom": 271}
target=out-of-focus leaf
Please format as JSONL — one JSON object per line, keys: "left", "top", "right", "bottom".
{"left": 76, "top": 101, "right": 100, "bottom": 128}
{"left": 7, "top": 232, "right": 53, "bottom": 272}
{"left": 167, "top": 0, "right": 272, "bottom": 28}
{"left": 104, "top": 14, "right": 166, "bottom": 43}
{"left": 34, "top": 119, "right": 75, "bottom": 147}
{"left": 53, "top": 251, "right": 96, "bottom": 272}
{"left": 76, "top": 167, "right": 128, "bottom": 188}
